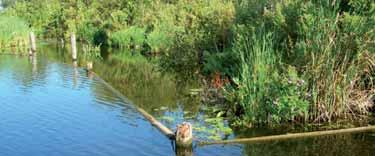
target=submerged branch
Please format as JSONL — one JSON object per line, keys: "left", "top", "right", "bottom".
{"left": 199, "top": 125, "right": 375, "bottom": 146}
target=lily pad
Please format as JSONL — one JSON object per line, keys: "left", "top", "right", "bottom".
{"left": 160, "top": 116, "right": 174, "bottom": 122}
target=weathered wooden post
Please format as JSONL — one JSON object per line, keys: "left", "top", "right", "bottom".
{"left": 70, "top": 33, "right": 77, "bottom": 61}
{"left": 61, "top": 38, "right": 65, "bottom": 48}
{"left": 71, "top": 33, "right": 78, "bottom": 84}
{"left": 73, "top": 61, "right": 78, "bottom": 68}
{"left": 175, "top": 146, "right": 193, "bottom": 156}
{"left": 28, "top": 49, "right": 33, "bottom": 56}
{"left": 73, "top": 61, "right": 78, "bottom": 88}
{"left": 86, "top": 61, "right": 93, "bottom": 71}
{"left": 86, "top": 61, "right": 94, "bottom": 79}
{"left": 86, "top": 69, "right": 94, "bottom": 80}
{"left": 29, "top": 32, "right": 36, "bottom": 55}
{"left": 175, "top": 122, "right": 193, "bottom": 156}
{"left": 175, "top": 122, "right": 193, "bottom": 148}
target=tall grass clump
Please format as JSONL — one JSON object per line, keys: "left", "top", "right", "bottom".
{"left": 0, "top": 15, "right": 29, "bottom": 53}
{"left": 231, "top": 0, "right": 374, "bottom": 125}
{"left": 147, "top": 28, "right": 173, "bottom": 54}
{"left": 233, "top": 30, "right": 278, "bottom": 124}
{"left": 111, "top": 29, "right": 132, "bottom": 49}
{"left": 231, "top": 29, "right": 309, "bottom": 124}
{"left": 110, "top": 26, "right": 145, "bottom": 52}
{"left": 296, "top": 1, "right": 375, "bottom": 121}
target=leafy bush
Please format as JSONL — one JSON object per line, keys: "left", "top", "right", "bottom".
{"left": 203, "top": 49, "right": 239, "bottom": 76}
{"left": 270, "top": 67, "right": 309, "bottom": 123}
{"left": 77, "top": 22, "right": 99, "bottom": 45}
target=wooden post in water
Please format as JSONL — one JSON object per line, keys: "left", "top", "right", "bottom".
{"left": 28, "top": 48, "right": 33, "bottom": 56}
{"left": 175, "top": 122, "right": 193, "bottom": 148}
{"left": 86, "top": 61, "right": 93, "bottom": 71}
{"left": 71, "top": 33, "right": 77, "bottom": 61}
{"left": 85, "top": 61, "right": 94, "bottom": 79}
{"left": 29, "top": 32, "right": 36, "bottom": 55}
{"left": 175, "top": 146, "right": 193, "bottom": 156}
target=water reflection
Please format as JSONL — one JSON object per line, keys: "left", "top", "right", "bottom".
{"left": 243, "top": 133, "right": 375, "bottom": 156}
{"left": 0, "top": 54, "right": 180, "bottom": 156}
{"left": 37, "top": 43, "right": 204, "bottom": 115}
{"left": 73, "top": 61, "right": 78, "bottom": 88}
{"left": 30, "top": 54, "right": 37, "bottom": 76}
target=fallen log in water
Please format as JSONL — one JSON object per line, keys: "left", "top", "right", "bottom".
{"left": 199, "top": 125, "right": 375, "bottom": 146}
{"left": 88, "top": 71, "right": 177, "bottom": 139}
{"left": 90, "top": 70, "right": 196, "bottom": 148}
{"left": 137, "top": 107, "right": 175, "bottom": 139}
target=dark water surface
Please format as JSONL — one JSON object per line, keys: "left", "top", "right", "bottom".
{"left": 1, "top": 44, "right": 375, "bottom": 156}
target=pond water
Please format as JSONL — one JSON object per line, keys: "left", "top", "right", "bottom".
{"left": 0, "top": 44, "right": 374, "bottom": 156}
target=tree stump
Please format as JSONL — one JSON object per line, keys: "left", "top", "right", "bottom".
{"left": 175, "top": 122, "right": 193, "bottom": 148}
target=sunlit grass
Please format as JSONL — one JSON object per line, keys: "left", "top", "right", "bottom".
{"left": 0, "top": 15, "right": 30, "bottom": 53}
